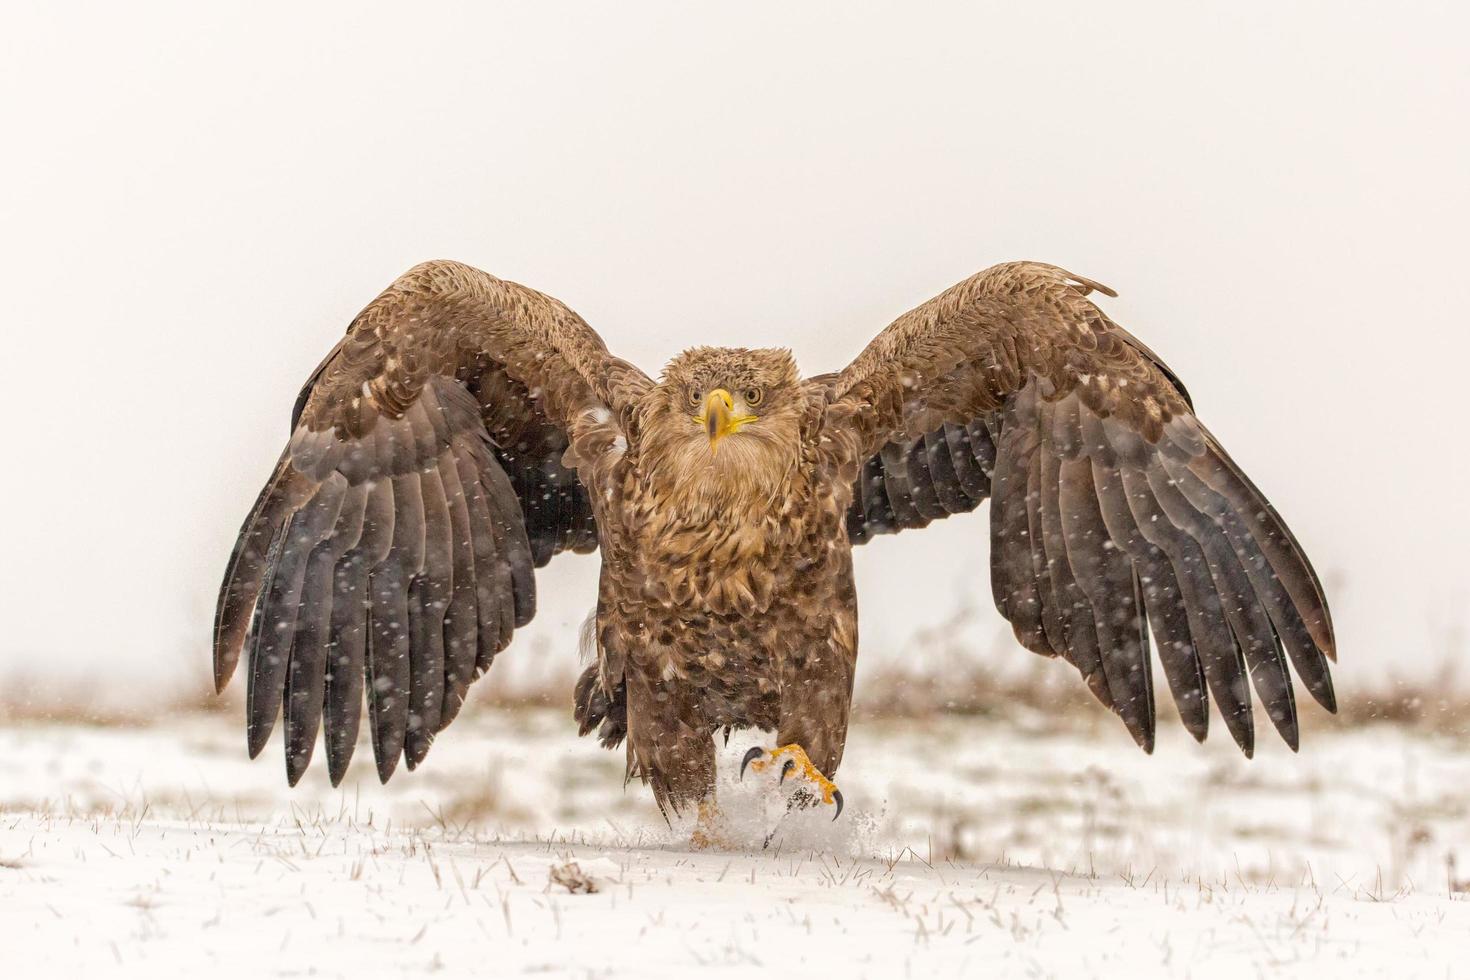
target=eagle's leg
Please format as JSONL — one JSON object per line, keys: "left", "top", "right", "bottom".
{"left": 740, "top": 744, "right": 845, "bottom": 819}
{"left": 624, "top": 673, "right": 720, "bottom": 842}
{"left": 746, "top": 610, "right": 856, "bottom": 821}
{"left": 689, "top": 796, "right": 730, "bottom": 850}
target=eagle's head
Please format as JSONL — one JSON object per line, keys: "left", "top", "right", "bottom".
{"left": 640, "top": 347, "right": 806, "bottom": 510}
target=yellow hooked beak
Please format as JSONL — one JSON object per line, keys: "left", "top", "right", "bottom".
{"left": 695, "top": 388, "right": 757, "bottom": 454}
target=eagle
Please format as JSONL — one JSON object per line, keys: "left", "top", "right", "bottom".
{"left": 214, "top": 259, "right": 1335, "bottom": 838}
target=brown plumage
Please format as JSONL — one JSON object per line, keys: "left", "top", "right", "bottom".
{"left": 215, "top": 259, "right": 1336, "bottom": 815}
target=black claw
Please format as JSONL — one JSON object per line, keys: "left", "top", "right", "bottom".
{"left": 779, "top": 758, "right": 796, "bottom": 784}
{"left": 739, "top": 746, "right": 764, "bottom": 780}
{"left": 832, "top": 788, "right": 844, "bottom": 821}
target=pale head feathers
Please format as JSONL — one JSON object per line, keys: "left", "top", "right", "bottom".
{"left": 639, "top": 347, "right": 806, "bottom": 518}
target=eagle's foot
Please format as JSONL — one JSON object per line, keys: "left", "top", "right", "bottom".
{"left": 689, "top": 797, "right": 732, "bottom": 850}
{"left": 740, "top": 744, "right": 844, "bottom": 820}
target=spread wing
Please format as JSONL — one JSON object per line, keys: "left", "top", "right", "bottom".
{"left": 829, "top": 262, "right": 1335, "bottom": 756}
{"left": 214, "top": 261, "right": 650, "bottom": 785}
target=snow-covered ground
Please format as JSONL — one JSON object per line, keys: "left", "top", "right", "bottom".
{"left": 2, "top": 707, "right": 1468, "bottom": 977}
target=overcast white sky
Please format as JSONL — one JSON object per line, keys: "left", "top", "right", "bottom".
{"left": 1, "top": 2, "right": 1466, "bottom": 701}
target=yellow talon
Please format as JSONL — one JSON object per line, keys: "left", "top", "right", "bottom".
{"left": 740, "top": 744, "right": 844, "bottom": 818}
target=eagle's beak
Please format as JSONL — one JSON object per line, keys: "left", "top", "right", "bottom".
{"left": 698, "top": 388, "right": 755, "bottom": 454}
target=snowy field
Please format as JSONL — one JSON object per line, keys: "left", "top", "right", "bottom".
{"left": 2, "top": 705, "right": 1468, "bottom": 978}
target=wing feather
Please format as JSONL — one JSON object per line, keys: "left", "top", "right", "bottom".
{"left": 1184, "top": 438, "right": 1337, "bottom": 706}
{"left": 901, "top": 436, "right": 948, "bottom": 521}
{"left": 987, "top": 414, "right": 1054, "bottom": 659}
{"left": 324, "top": 548, "right": 369, "bottom": 785}
{"left": 435, "top": 454, "right": 480, "bottom": 732}
{"left": 214, "top": 456, "right": 313, "bottom": 692}
{"left": 1145, "top": 461, "right": 1300, "bottom": 749}
{"left": 942, "top": 423, "right": 991, "bottom": 501}
{"left": 405, "top": 464, "right": 453, "bottom": 769}
{"left": 1035, "top": 400, "right": 1123, "bottom": 729}
{"left": 924, "top": 428, "right": 973, "bottom": 514}
{"left": 877, "top": 441, "right": 927, "bottom": 530}
{"left": 246, "top": 476, "right": 347, "bottom": 758}
{"left": 1118, "top": 461, "right": 1256, "bottom": 754}
{"left": 1022, "top": 420, "right": 1073, "bottom": 664}
{"left": 366, "top": 540, "right": 412, "bottom": 782}
{"left": 1084, "top": 417, "right": 1209, "bottom": 741}
{"left": 284, "top": 482, "right": 367, "bottom": 785}
{"left": 1058, "top": 448, "right": 1156, "bottom": 751}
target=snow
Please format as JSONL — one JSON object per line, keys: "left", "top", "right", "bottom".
{"left": 3, "top": 708, "right": 1468, "bottom": 977}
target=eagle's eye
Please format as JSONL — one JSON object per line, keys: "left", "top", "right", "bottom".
{"left": 744, "top": 387, "right": 764, "bottom": 407}
{"left": 688, "top": 387, "right": 703, "bottom": 406}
